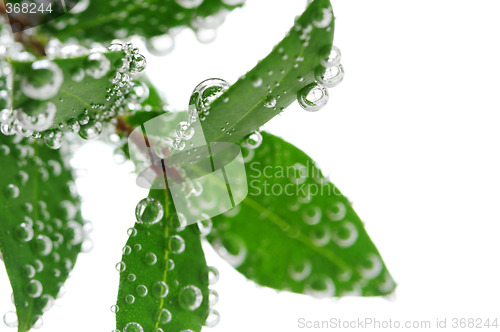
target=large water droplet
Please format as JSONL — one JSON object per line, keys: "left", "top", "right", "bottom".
{"left": 320, "top": 45, "right": 341, "bottom": 68}
{"left": 3, "top": 311, "right": 18, "bottom": 327}
{"left": 297, "top": 83, "right": 329, "bottom": 112}
{"left": 26, "top": 280, "right": 43, "bottom": 298}
{"left": 205, "top": 309, "right": 220, "bottom": 327}
{"left": 16, "top": 102, "right": 56, "bottom": 132}
{"left": 85, "top": 52, "right": 111, "bottom": 79}
{"left": 179, "top": 285, "right": 203, "bottom": 311}
{"left": 152, "top": 281, "right": 168, "bottom": 298}
{"left": 189, "top": 78, "right": 230, "bottom": 121}
{"left": 22, "top": 60, "right": 63, "bottom": 100}
{"left": 155, "top": 308, "right": 172, "bottom": 324}
{"left": 168, "top": 235, "right": 185, "bottom": 254}
{"left": 136, "top": 197, "right": 164, "bottom": 225}
{"left": 316, "top": 64, "right": 344, "bottom": 88}
{"left": 124, "top": 322, "right": 143, "bottom": 332}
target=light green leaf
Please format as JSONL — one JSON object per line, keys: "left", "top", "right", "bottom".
{"left": 116, "top": 186, "right": 211, "bottom": 332}
{"left": 202, "top": 0, "right": 335, "bottom": 143}
{"left": 42, "top": 0, "right": 243, "bottom": 44}
{"left": 2, "top": 44, "right": 142, "bottom": 145}
{"left": 208, "top": 132, "right": 396, "bottom": 298}
{"left": 0, "top": 134, "right": 86, "bottom": 332}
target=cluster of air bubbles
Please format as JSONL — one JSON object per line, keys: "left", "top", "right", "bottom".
{"left": 0, "top": 40, "right": 147, "bottom": 149}
{"left": 297, "top": 45, "right": 344, "bottom": 112}
{"left": 1, "top": 190, "right": 88, "bottom": 327}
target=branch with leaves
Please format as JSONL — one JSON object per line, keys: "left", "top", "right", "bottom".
{"left": 0, "top": 0, "right": 395, "bottom": 331}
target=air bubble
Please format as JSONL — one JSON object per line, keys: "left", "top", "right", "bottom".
{"left": 189, "top": 78, "right": 230, "bottom": 121}
{"left": 168, "top": 235, "right": 185, "bottom": 254}
{"left": 155, "top": 309, "right": 172, "bottom": 324}
{"left": 320, "top": 45, "right": 342, "bottom": 68}
{"left": 204, "top": 309, "right": 220, "bottom": 328}
{"left": 22, "top": 60, "right": 63, "bottom": 100}
{"left": 243, "top": 132, "right": 262, "bottom": 149}
{"left": 26, "top": 280, "right": 43, "bottom": 298}
{"left": 179, "top": 285, "right": 203, "bottom": 311}
{"left": 263, "top": 96, "right": 277, "bottom": 108}
{"left": 152, "top": 281, "right": 168, "bottom": 298}
{"left": 136, "top": 285, "right": 148, "bottom": 297}
{"left": 124, "top": 322, "right": 143, "bottom": 332}
{"left": 316, "top": 64, "right": 344, "bottom": 88}
{"left": 5, "top": 184, "right": 20, "bottom": 199}
{"left": 175, "top": 0, "right": 203, "bottom": 8}
{"left": 135, "top": 197, "right": 164, "bottom": 225}
{"left": 3, "top": 311, "right": 17, "bottom": 327}
{"left": 85, "top": 53, "right": 111, "bottom": 79}
{"left": 16, "top": 102, "right": 56, "bottom": 132}
{"left": 297, "top": 83, "right": 329, "bottom": 112}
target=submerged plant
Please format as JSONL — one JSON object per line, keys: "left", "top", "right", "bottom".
{"left": 0, "top": 0, "right": 395, "bottom": 331}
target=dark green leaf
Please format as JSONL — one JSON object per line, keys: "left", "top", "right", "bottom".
{"left": 41, "top": 0, "right": 243, "bottom": 43}
{"left": 116, "top": 186, "right": 211, "bottom": 332}
{"left": 202, "top": 0, "right": 335, "bottom": 143}
{"left": 0, "top": 134, "right": 86, "bottom": 332}
{"left": 208, "top": 132, "right": 396, "bottom": 298}
{"left": 2, "top": 44, "right": 143, "bottom": 145}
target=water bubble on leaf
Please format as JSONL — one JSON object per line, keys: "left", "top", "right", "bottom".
{"left": 22, "top": 60, "right": 63, "bottom": 100}
{"left": 252, "top": 77, "right": 263, "bottom": 88}
{"left": 110, "top": 305, "right": 119, "bottom": 313}
{"left": 17, "top": 101, "right": 56, "bottom": 132}
{"left": 129, "top": 81, "right": 150, "bottom": 105}
{"left": 79, "top": 122, "right": 103, "bottom": 140}
{"left": 313, "top": 8, "right": 333, "bottom": 28}
{"left": 15, "top": 223, "right": 33, "bottom": 242}
{"left": 204, "top": 309, "right": 220, "bottom": 327}
{"left": 146, "top": 34, "right": 175, "bottom": 56}
{"left": 208, "top": 289, "right": 219, "bottom": 307}
{"left": 172, "top": 138, "right": 186, "bottom": 151}
{"left": 26, "top": 280, "right": 43, "bottom": 298}
{"left": 130, "top": 54, "right": 147, "bottom": 74}
{"left": 176, "top": 121, "right": 195, "bottom": 140}
{"left": 305, "top": 276, "right": 335, "bottom": 298}
{"left": 122, "top": 245, "right": 132, "bottom": 255}
{"left": 34, "top": 235, "right": 53, "bottom": 256}
{"left": 116, "top": 262, "right": 126, "bottom": 272}
{"left": 155, "top": 308, "right": 172, "bottom": 324}
{"left": 302, "top": 206, "right": 322, "bottom": 225}
{"left": 212, "top": 235, "right": 247, "bottom": 268}
{"left": 40, "top": 294, "right": 54, "bottom": 313}
{"left": 297, "top": 83, "right": 329, "bottom": 112}
{"left": 332, "top": 221, "right": 358, "bottom": 248}
{"left": 108, "top": 42, "right": 124, "bottom": 52}
{"left": 124, "top": 322, "right": 143, "bottom": 332}
{"left": 320, "top": 45, "right": 341, "bottom": 68}
{"left": 65, "top": 221, "right": 84, "bottom": 245}
{"left": 33, "top": 259, "right": 44, "bottom": 272}
{"left": 205, "top": 266, "right": 219, "bottom": 285}
{"left": 5, "top": 184, "right": 20, "bottom": 199}
{"left": 85, "top": 52, "right": 111, "bottom": 79}
{"left": 143, "top": 252, "right": 157, "bottom": 266}
{"left": 127, "top": 273, "right": 136, "bottom": 282}
{"left": 175, "top": 0, "right": 203, "bottom": 8}
{"left": 289, "top": 259, "right": 312, "bottom": 281}
{"left": 168, "top": 235, "right": 185, "bottom": 254}
{"left": 316, "top": 64, "right": 344, "bottom": 88}
{"left": 189, "top": 78, "right": 230, "bottom": 121}
{"left": 136, "top": 285, "right": 148, "bottom": 297}
{"left": 82, "top": 238, "right": 94, "bottom": 253}
{"left": 71, "top": 68, "right": 85, "bottom": 82}
{"left": 243, "top": 132, "right": 262, "bottom": 149}
{"left": 263, "top": 96, "right": 277, "bottom": 108}
{"left": 127, "top": 227, "right": 137, "bottom": 237}
{"left": 327, "top": 202, "right": 346, "bottom": 221}
{"left": 3, "top": 311, "right": 18, "bottom": 327}
{"left": 179, "top": 285, "right": 203, "bottom": 311}
{"left": 23, "top": 264, "right": 36, "bottom": 278}
{"left": 125, "top": 294, "right": 135, "bottom": 304}
{"left": 197, "top": 214, "right": 212, "bottom": 237}
{"left": 152, "top": 281, "right": 168, "bottom": 298}
{"left": 135, "top": 197, "right": 164, "bottom": 225}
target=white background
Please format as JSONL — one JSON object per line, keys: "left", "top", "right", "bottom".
{"left": 2, "top": 0, "right": 500, "bottom": 331}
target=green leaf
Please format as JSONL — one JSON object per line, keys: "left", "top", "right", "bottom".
{"left": 2, "top": 44, "right": 143, "bottom": 145}
{"left": 201, "top": 0, "right": 335, "bottom": 143}
{"left": 42, "top": 0, "right": 243, "bottom": 43}
{"left": 116, "top": 186, "right": 211, "bottom": 332}
{"left": 0, "top": 134, "right": 86, "bottom": 332}
{"left": 208, "top": 132, "right": 396, "bottom": 298}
